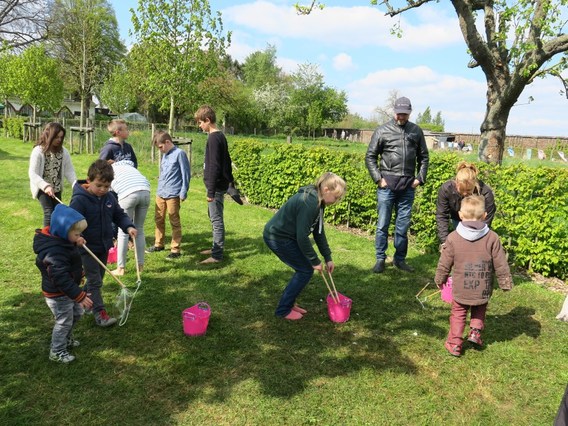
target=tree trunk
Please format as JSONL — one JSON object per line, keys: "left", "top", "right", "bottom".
{"left": 168, "top": 95, "right": 175, "bottom": 135}
{"left": 478, "top": 127, "right": 505, "bottom": 164}
{"left": 478, "top": 84, "right": 515, "bottom": 165}
{"left": 80, "top": 94, "right": 85, "bottom": 129}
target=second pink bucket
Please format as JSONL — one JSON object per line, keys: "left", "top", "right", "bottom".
{"left": 182, "top": 302, "right": 211, "bottom": 336}
{"left": 107, "top": 246, "right": 117, "bottom": 264}
{"left": 326, "top": 292, "right": 352, "bottom": 323}
{"left": 441, "top": 277, "right": 453, "bottom": 304}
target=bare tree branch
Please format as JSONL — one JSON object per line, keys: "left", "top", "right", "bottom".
{"left": 0, "top": 0, "right": 49, "bottom": 51}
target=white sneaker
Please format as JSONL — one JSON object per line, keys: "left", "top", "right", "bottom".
{"left": 67, "top": 337, "right": 80, "bottom": 348}
{"left": 49, "top": 349, "right": 76, "bottom": 364}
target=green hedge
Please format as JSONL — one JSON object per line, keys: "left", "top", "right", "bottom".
{"left": 1, "top": 117, "right": 26, "bottom": 139}
{"left": 232, "top": 140, "right": 568, "bottom": 279}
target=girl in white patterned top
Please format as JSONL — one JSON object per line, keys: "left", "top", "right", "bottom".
{"left": 29, "top": 122, "right": 76, "bottom": 226}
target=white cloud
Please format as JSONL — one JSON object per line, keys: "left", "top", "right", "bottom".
{"left": 221, "top": 1, "right": 462, "bottom": 51}
{"left": 277, "top": 57, "right": 301, "bottom": 74}
{"left": 332, "top": 53, "right": 355, "bottom": 71}
{"left": 346, "top": 66, "right": 568, "bottom": 136}
{"left": 346, "top": 66, "right": 487, "bottom": 132}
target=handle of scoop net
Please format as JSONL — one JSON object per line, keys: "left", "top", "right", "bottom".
{"left": 326, "top": 269, "right": 341, "bottom": 304}
{"left": 320, "top": 270, "right": 339, "bottom": 304}
{"left": 133, "top": 240, "right": 142, "bottom": 283}
{"left": 423, "top": 289, "right": 441, "bottom": 300}
{"left": 82, "top": 244, "right": 126, "bottom": 289}
{"left": 415, "top": 282, "right": 431, "bottom": 299}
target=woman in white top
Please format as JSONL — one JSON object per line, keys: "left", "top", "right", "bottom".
{"left": 110, "top": 160, "right": 151, "bottom": 275}
{"left": 29, "top": 123, "right": 76, "bottom": 227}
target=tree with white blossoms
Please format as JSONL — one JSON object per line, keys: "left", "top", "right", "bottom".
{"left": 296, "top": 0, "right": 568, "bottom": 164}
{"left": 252, "top": 83, "right": 291, "bottom": 131}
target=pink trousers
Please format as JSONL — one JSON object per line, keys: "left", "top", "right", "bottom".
{"left": 447, "top": 300, "right": 488, "bottom": 346}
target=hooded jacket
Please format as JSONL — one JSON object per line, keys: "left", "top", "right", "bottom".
{"left": 365, "top": 119, "right": 429, "bottom": 187}
{"left": 436, "top": 179, "right": 496, "bottom": 243}
{"left": 99, "top": 139, "right": 138, "bottom": 168}
{"left": 69, "top": 181, "right": 135, "bottom": 253}
{"left": 435, "top": 221, "right": 512, "bottom": 306}
{"left": 263, "top": 185, "right": 331, "bottom": 266}
{"left": 33, "top": 204, "right": 87, "bottom": 301}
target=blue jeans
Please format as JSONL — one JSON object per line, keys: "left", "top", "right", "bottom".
{"left": 207, "top": 191, "right": 225, "bottom": 260}
{"left": 45, "top": 296, "right": 83, "bottom": 353}
{"left": 81, "top": 250, "right": 107, "bottom": 314}
{"left": 375, "top": 186, "right": 415, "bottom": 262}
{"left": 264, "top": 237, "right": 314, "bottom": 317}
{"left": 38, "top": 190, "right": 62, "bottom": 227}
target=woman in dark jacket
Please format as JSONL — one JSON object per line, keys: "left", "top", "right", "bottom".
{"left": 263, "top": 172, "right": 346, "bottom": 320}
{"left": 436, "top": 161, "right": 495, "bottom": 244}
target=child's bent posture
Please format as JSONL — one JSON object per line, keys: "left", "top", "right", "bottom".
{"left": 70, "top": 160, "right": 136, "bottom": 327}
{"left": 34, "top": 204, "right": 93, "bottom": 363}
{"left": 435, "top": 195, "right": 512, "bottom": 357}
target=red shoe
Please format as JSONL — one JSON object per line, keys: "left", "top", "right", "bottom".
{"left": 284, "top": 310, "right": 303, "bottom": 320}
{"left": 445, "top": 341, "right": 462, "bottom": 357}
{"left": 292, "top": 305, "right": 307, "bottom": 314}
{"left": 467, "top": 328, "right": 483, "bottom": 347}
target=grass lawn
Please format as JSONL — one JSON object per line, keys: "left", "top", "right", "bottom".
{"left": 0, "top": 137, "right": 566, "bottom": 425}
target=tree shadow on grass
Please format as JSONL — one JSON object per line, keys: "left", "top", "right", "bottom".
{"left": 0, "top": 236, "right": 461, "bottom": 425}
{"left": 485, "top": 306, "right": 541, "bottom": 343}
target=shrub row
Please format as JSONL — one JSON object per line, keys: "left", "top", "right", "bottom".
{"left": 232, "top": 139, "right": 568, "bottom": 279}
{"left": 1, "top": 117, "right": 26, "bottom": 139}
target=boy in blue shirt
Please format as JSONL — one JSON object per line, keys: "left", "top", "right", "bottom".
{"left": 146, "top": 131, "right": 190, "bottom": 260}
{"left": 70, "top": 160, "right": 136, "bottom": 327}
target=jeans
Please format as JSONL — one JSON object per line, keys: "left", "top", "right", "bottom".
{"left": 38, "top": 190, "right": 62, "bottom": 227}
{"left": 375, "top": 186, "right": 415, "bottom": 262}
{"left": 81, "top": 250, "right": 107, "bottom": 314}
{"left": 154, "top": 196, "right": 182, "bottom": 253}
{"left": 447, "top": 300, "right": 487, "bottom": 346}
{"left": 117, "top": 190, "right": 150, "bottom": 268}
{"left": 45, "top": 296, "right": 83, "bottom": 353}
{"left": 207, "top": 191, "right": 225, "bottom": 260}
{"left": 264, "top": 237, "right": 314, "bottom": 317}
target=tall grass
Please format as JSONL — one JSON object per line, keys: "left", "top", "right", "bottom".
{"left": 0, "top": 137, "right": 566, "bottom": 425}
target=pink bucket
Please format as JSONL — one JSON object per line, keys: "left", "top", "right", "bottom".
{"left": 326, "top": 292, "right": 352, "bottom": 323}
{"left": 182, "top": 302, "right": 211, "bottom": 336}
{"left": 441, "top": 277, "right": 453, "bottom": 304}
{"left": 107, "top": 246, "right": 117, "bottom": 264}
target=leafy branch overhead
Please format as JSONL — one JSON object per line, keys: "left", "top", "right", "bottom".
{"left": 296, "top": 0, "right": 568, "bottom": 165}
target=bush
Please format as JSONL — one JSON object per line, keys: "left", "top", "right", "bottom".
{"left": 232, "top": 141, "right": 568, "bottom": 279}
{"left": 2, "top": 117, "right": 26, "bottom": 139}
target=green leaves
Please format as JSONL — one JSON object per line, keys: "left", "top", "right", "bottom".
{"left": 233, "top": 142, "right": 568, "bottom": 279}
{"left": 129, "top": 0, "right": 229, "bottom": 131}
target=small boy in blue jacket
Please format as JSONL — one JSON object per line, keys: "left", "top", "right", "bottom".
{"left": 34, "top": 204, "right": 93, "bottom": 363}
{"left": 70, "top": 160, "right": 136, "bottom": 327}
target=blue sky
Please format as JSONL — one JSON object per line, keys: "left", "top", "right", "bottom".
{"left": 109, "top": 0, "right": 567, "bottom": 137}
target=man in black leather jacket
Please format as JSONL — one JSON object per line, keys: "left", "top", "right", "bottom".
{"left": 365, "top": 96, "right": 429, "bottom": 273}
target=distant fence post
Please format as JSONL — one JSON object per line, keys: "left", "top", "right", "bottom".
{"left": 151, "top": 123, "right": 156, "bottom": 163}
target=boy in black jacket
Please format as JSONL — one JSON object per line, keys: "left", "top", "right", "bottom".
{"left": 34, "top": 204, "right": 93, "bottom": 363}
{"left": 70, "top": 160, "right": 136, "bottom": 327}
